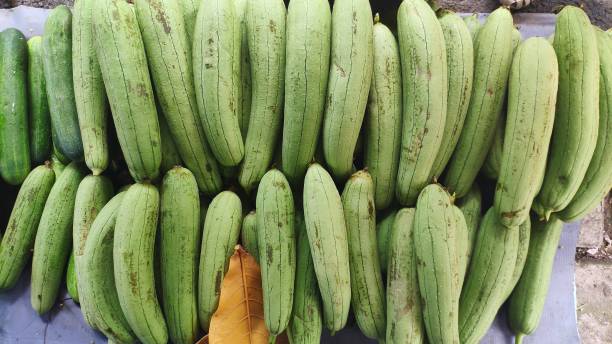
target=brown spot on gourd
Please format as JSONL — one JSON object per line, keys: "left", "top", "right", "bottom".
{"left": 268, "top": 20, "right": 276, "bottom": 33}
{"left": 266, "top": 246, "right": 274, "bottom": 263}
{"left": 215, "top": 270, "right": 223, "bottom": 293}
{"left": 368, "top": 201, "right": 374, "bottom": 216}
{"left": 486, "top": 88, "right": 494, "bottom": 96}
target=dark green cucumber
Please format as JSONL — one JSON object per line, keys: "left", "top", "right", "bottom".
{"left": 27, "top": 36, "right": 52, "bottom": 164}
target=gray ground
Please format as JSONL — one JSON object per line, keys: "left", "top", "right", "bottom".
{"left": 3, "top": 0, "right": 612, "bottom": 342}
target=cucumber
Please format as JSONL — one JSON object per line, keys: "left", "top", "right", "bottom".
{"left": 507, "top": 217, "right": 564, "bottom": 343}
{"left": 281, "top": 0, "right": 331, "bottom": 185}
{"left": 136, "top": 0, "right": 222, "bottom": 195}
{"left": 458, "top": 207, "right": 520, "bottom": 344}
{"left": 396, "top": 0, "right": 448, "bottom": 205}
{"left": 376, "top": 210, "right": 397, "bottom": 275}
{"left": 198, "top": 191, "right": 242, "bottom": 331}
{"left": 413, "top": 184, "right": 459, "bottom": 344}
{"left": 93, "top": 0, "right": 161, "bottom": 182}
{"left": 73, "top": 0, "right": 109, "bottom": 174}
{"left": 386, "top": 208, "right": 425, "bottom": 344}
{"left": 73, "top": 174, "right": 114, "bottom": 328}
{"left": 181, "top": 0, "right": 199, "bottom": 43}
{"left": 364, "top": 15, "right": 402, "bottom": 210}
{"left": 0, "top": 164, "right": 55, "bottom": 290}
{"left": 31, "top": 162, "right": 86, "bottom": 314}
{"left": 456, "top": 183, "right": 482, "bottom": 264}
{"left": 80, "top": 191, "right": 137, "bottom": 343}
{"left": 160, "top": 167, "right": 201, "bottom": 344}
{"left": 443, "top": 7, "right": 514, "bottom": 198}
{"left": 341, "top": 170, "right": 386, "bottom": 340}
{"left": 533, "top": 6, "right": 600, "bottom": 219}
{"left": 235, "top": 0, "right": 251, "bottom": 139}
{"left": 322, "top": 0, "right": 373, "bottom": 181}
{"left": 239, "top": 0, "right": 286, "bottom": 192}
{"left": 158, "top": 114, "right": 182, "bottom": 174}
{"left": 193, "top": 0, "right": 244, "bottom": 167}
{"left": 42, "top": 5, "right": 84, "bottom": 161}
{"left": 66, "top": 252, "right": 79, "bottom": 303}
{"left": 0, "top": 28, "right": 31, "bottom": 185}
{"left": 287, "top": 211, "right": 322, "bottom": 344}
{"left": 430, "top": 10, "right": 474, "bottom": 179}
{"left": 114, "top": 183, "right": 167, "bottom": 344}
{"left": 27, "top": 36, "right": 52, "bottom": 164}
{"left": 241, "top": 211, "right": 258, "bottom": 262}
{"left": 256, "top": 169, "right": 296, "bottom": 338}
{"left": 303, "top": 163, "right": 350, "bottom": 333}
{"left": 559, "top": 29, "right": 612, "bottom": 222}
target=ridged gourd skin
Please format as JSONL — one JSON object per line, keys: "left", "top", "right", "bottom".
{"left": 505, "top": 217, "right": 532, "bottom": 300}
{"left": 256, "top": 169, "right": 296, "bottom": 337}
{"left": 198, "top": 191, "right": 242, "bottom": 331}
{"left": 288, "top": 211, "right": 323, "bottom": 344}
{"left": 158, "top": 114, "right": 182, "bottom": 174}
{"left": 193, "top": 0, "right": 245, "bottom": 167}
{"left": 239, "top": 0, "right": 286, "bottom": 192}
{"left": 376, "top": 209, "right": 397, "bottom": 275}
{"left": 385, "top": 208, "right": 425, "bottom": 344}
{"left": 181, "top": 0, "right": 198, "bottom": 43}
{"left": 322, "top": 0, "right": 373, "bottom": 182}
{"left": 282, "top": 0, "right": 331, "bottom": 185}
{"left": 0, "top": 165, "right": 55, "bottom": 290}
{"left": 66, "top": 252, "right": 79, "bottom": 302}
{"left": 42, "top": 5, "right": 84, "bottom": 161}
{"left": 494, "top": 37, "right": 559, "bottom": 228}
{"left": 27, "top": 36, "right": 52, "bottom": 164}
{"left": 136, "top": 0, "right": 222, "bottom": 195}
{"left": 443, "top": 7, "right": 514, "bottom": 198}
{"left": 463, "top": 13, "right": 481, "bottom": 40}
{"left": 452, "top": 205, "right": 469, "bottom": 291}
{"left": 458, "top": 207, "right": 520, "bottom": 344}
{"left": 413, "top": 184, "right": 460, "bottom": 344}
{"left": 456, "top": 183, "right": 482, "bottom": 264}
{"left": 341, "top": 170, "right": 386, "bottom": 340}
{"left": 365, "top": 17, "right": 402, "bottom": 210}
{"left": 93, "top": 0, "right": 161, "bottom": 182}
{"left": 507, "top": 217, "right": 564, "bottom": 343}
{"left": 430, "top": 10, "right": 474, "bottom": 179}
{"left": 559, "top": 29, "right": 612, "bottom": 222}
{"left": 160, "top": 167, "right": 201, "bottom": 344}
{"left": 51, "top": 154, "right": 66, "bottom": 177}
{"left": 73, "top": 174, "right": 114, "bottom": 329}
{"left": 31, "top": 162, "right": 86, "bottom": 315}
{"left": 114, "top": 183, "right": 167, "bottom": 344}
{"left": 241, "top": 211, "right": 259, "bottom": 262}
{"left": 73, "top": 0, "right": 109, "bottom": 175}
{"left": 80, "top": 191, "right": 137, "bottom": 344}
{"left": 395, "top": 0, "right": 448, "bottom": 205}
{"left": 533, "top": 6, "right": 600, "bottom": 220}
{"left": 302, "top": 163, "right": 351, "bottom": 333}
{"left": 235, "top": 0, "right": 251, "bottom": 139}
{"left": 0, "top": 29, "right": 31, "bottom": 185}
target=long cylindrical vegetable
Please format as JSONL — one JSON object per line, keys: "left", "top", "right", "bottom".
{"left": 0, "top": 28, "right": 31, "bottom": 185}
{"left": 241, "top": 211, "right": 259, "bottom": 262}
{"left": 160, "top": 167, "right": 201, "bottom": 344}
{"left": 0, "top": 164, "right": 55, "bottom": 290}
{"left": 239, "top": 0, "right": 286, "bottom": 192}
{"left": 456, "top": 183, "right": 482, "bottom": 264}
{"left": 281, "top": 0, "right": 331, "bottom": 185}
{"left": 322, "top": 0, "right": 373, "bottom": 181}
{"left": 80, "top": 191, "right": 137, "bottom": 343}
{"left": 158, "top": 114, "right": 182, "bottom": 174}
{"left": 27, "top": 36, "right": 52, "bottom": 164}
{"left": 452, "top": 205, "right": 469, "bottom": 290}
{"left": 198, "top": 191, "right": 242, "bottom": 331}
{"left": 376, "top": 210, "right": 396, "bottom": 275}
{"left": 193, "top": 0, "right": 244, "bottom": 167}
{"left": 136, "top": 0, "right": 222, "bottom": 195}
{"left": 533, "top": 6, "right": 600, "bottom": 220}
{"left": 303, "top": 163, "right": 351, "bottom": 333}
{"left": 506, "top": 217, "right": 532, "bottom": 300}
{"left": 365, "top": 15, "right": 402, "bottom": 210}
{"left": 73, "top": 0, "right": 109, "bottom": 174}
{"left": 386, "top": 208, "right": 425, "bottom": 344}
{"left": 93, "top": 0, "right": 161, "bottom": 182}
{"left": 256, "top": 169, "right": 296, "bottom": 338}
{"left": 413, "top": 184, "right": 459, "bottom": 344}
{"left": 235, "top": 0, "right": 251, "bottom": 138}
{"left": 42, "top": 5, "right": 84, "bottom": 161}
{"left": 342, "top": 170, "right": 386, "bottom": 340}
{"left": 463, "top": 13, "right": 481, "bottom": 40}
{"left": 494, "top": 37, "right": 559, "bottom": 227}
{"left": 181, "top": 0, "right": 198, "bottom": 42}
{"left": 66, "top": 252, "right": 79, "bottom": 302}
{"left": 31, "top": 162, "right": 86, "bottom": 314}
{"left": 114, "top": 183, "right": 167, "bottom": 344}
{"left": 458, "top": 208, "right": 520, "bottom": 344}
{"left": 559, "top": 29, "right": 612, "bottom": 223}
{"left": 508, "top": 217, "right": 564, "bottom": 344}
{"left": 443, "top": 7, "right": 514, "bottom": 198}
{"left": 430, "top": 10, "right": 474, "bottom": 179}
{"left": 287, "top": 211, "right": 323, "bottom": 344}
{"left": 396, "top": 0, "right": 448, "bottom": 205}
